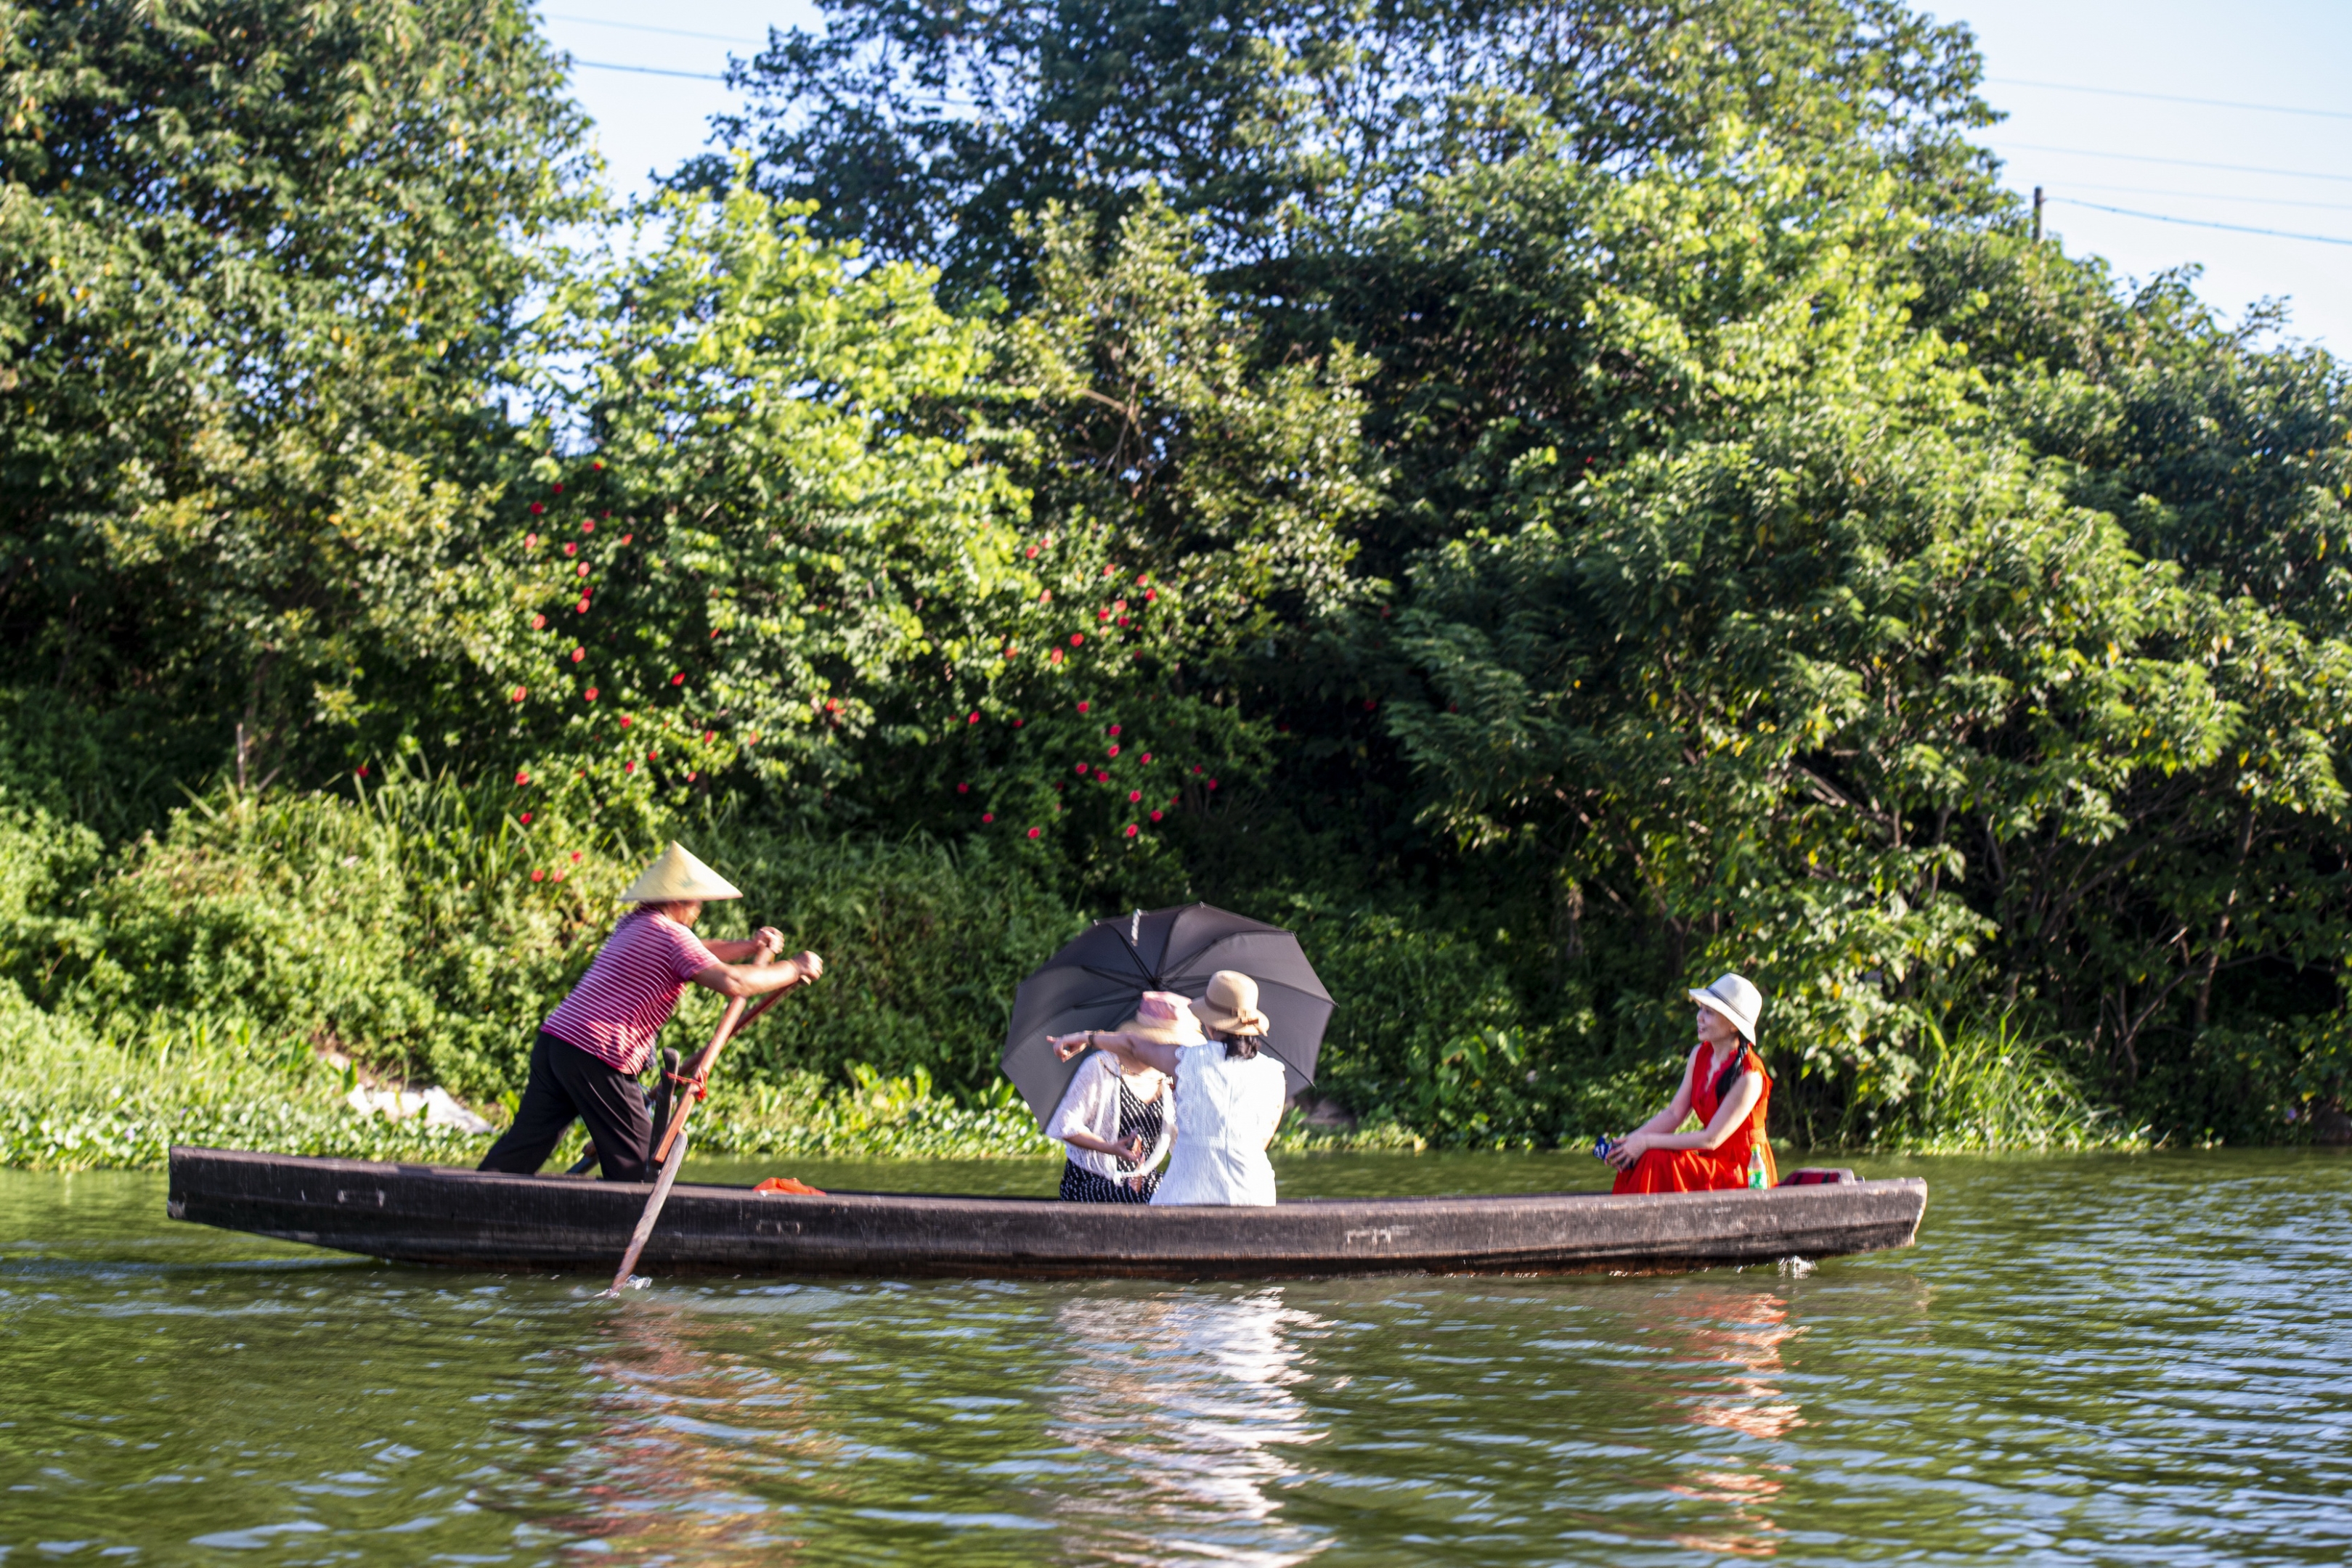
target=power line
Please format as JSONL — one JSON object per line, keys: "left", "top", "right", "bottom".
{"left": 545, "top": 13, "right": 766, "bottom": 47}
{"left": 2058, "top": 181, "right": 2352, "bottom": 216}
{"left": 1987, "top": 76, "right": 2352, "bottom": 123}
{"left": 2049, "top": 197, "right": 2352, "bottom": 248}
{"left": 1989, "top": 141, "right": 2352, "bottom": 187}
{"left": 572, "top": 58, "right": 729, "bottom": 82}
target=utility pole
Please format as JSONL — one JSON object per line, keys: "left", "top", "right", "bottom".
{"left": 2032, "top": 185, "right": 2044, "bottom": 243}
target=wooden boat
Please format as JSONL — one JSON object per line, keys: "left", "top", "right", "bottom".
{"left": 168, "top": 1146, "right": 1926, "bottom": 1280}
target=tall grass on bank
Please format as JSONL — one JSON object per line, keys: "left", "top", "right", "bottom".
{"left": 1857, "top": 1013, "right": 2147, "bottom": 1153}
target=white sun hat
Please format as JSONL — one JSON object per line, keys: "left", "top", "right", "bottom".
{"left": 1689, "top": 972, "right": 1764, "bottom": 1042}
{"left": 618, "top": 841, "right": 743, "bottom": 904}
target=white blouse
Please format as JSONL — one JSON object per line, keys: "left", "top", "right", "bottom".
{"left": 1151, "top": 1043, "right": 1287, "bottom": 1206}
{"left": 1047, "top": 1052, "right": 1175, "bottom": 1180}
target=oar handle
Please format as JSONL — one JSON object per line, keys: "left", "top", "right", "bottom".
{"left": 653, "top": 994, "right": 744, "bottom": 1166}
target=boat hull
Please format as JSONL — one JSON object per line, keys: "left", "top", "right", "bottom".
{"left": 167, "top": 1146, "right": 1926, "bottom": 1279}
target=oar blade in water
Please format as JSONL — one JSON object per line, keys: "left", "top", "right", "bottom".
{"left": 601, "top": 1120, "right": 688, "bottom": 1297}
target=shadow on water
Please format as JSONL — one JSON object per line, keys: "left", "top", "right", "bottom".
{"left": 3, "top": 1151, "right": 2350, "bottom": 1564}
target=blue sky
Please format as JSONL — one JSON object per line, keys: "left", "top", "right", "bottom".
{"left": 540, "top": 0, "right": 2352, "bottom": 354}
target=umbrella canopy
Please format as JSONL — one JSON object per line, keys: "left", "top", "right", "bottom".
{"left": 1000, "top": 903, "right": 1335, "bottom": 1130}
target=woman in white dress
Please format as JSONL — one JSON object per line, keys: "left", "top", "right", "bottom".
{"left": 1047, "top": 991, "right": 1189, "bottom": 1203}
{"left": 1051, "top": 971, "right": 1289, "bottom": 1207}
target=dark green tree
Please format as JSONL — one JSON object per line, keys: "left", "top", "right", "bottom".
{"left": 0, "top": 0, "right": 593, "bottom": 809}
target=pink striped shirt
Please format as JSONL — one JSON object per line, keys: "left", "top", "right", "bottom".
{"left": 542, "top": 910, "right": 720, "bottom": 1074}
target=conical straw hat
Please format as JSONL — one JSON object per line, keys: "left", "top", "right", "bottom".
{"left": 619, "top": 841, "right": 742, "bottom": 903}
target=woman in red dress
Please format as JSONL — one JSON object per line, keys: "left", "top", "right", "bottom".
{"left": 1605, "top": 973, "right": 1777, "bottom": 1193}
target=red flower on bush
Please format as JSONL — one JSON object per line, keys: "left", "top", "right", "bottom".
{"left": 515, "top": 770, "right": 531, "bottom": 785}
{"left": 582, "top": 520, "right": 595, "bottom": 534}
{"left": 529, "top": 502, "right": 545, "bottom": 515}
{"left": 575, "top": 598, "right": 590, "bottom": 614}
{"left": 1077, "top": 701, "right": 1090, "bottom": 714}
{"left": 531, "top": 868, "right": 545, "bottom": 881}
{"left": 1097, "top": 608, "right": 1110, "bottom": 623}
{"left": 571, "top": 647, "right": 585, "bottom": 662}
{"left": 1027, "top": 826, "right": 1041, "bottom": 838}
{"left": 1364, "top": 698, "right": 1377, "bottom": 711}
{"left": 1118, "top": 616, "right": 1130, "bottom": 628}
{"left": 585, "top": 687, "right": 599, "bottom": 701}
{"left": 552, "top": 483, "right": 563, "bottom": 494}
{"left": 592, "top": 460, "right": 604, "bottom": 470}
{"left": 531, "top": 613, "right": 546, "bottom": 629}
{"left": 1149, "top": 809, "right": 1162, "bottom": 822}
{"left": 1049, "top": 649, "right": 1063, "bottom": 664}
{"left": 1069, "top": 633, "right": 1084, "bottom": 646}
{"left": 1135, "top": 574, "right": 1149, "bottom": 587}
{"left": 967, "top": 711, "right": 980, "bottom": 724}
{"left": 525, "top": 533, "right": 538, "bottom": 549}
{"left": 1073, "top": 763, "right": 1088, "bottom": 775}
{"left": 956, "top": 782, "right": 969, "bottom": 793}
{"left": 619, "top": 715, "right": 632, "bottom": 728}
{"left": 520, "top": 811, "right": 532, "bottom": 824}
{"left": 703, "top": 730, "right": 715, "bottom": 743}
{"left": 624, "top": 761, "right": 636, "bottom": 773}
{"left": 1208, "top": 779, "right": 1220, "bottom": 790}
{"left": 1025, "top": 545, "right": 1038, "bottom": 559}
{"left": 621, "top": 534, "right": 632, "bottom": 545}
{"left": 672, "top": 673, "right": 685, "bottom": 685}
{"left": 571, "top": 851, "right": 582, "bottom": 863}
{"left": 1107, "top": 744, "right": 1120, "bottom": 757}
{"left": 1140, "top": 753, "right": 1153, "bottom": 764}
{"left": 564, "top": 542, "right": 577, "bottom": 557}
{"left": 1128, "top": 790, "right": 1142, "bottom": 803}
{"left": 511, "top": 687, "right": 527, "bottom": 702}
{"left": 354, "top": 765, "right": 367, "bottom": 777}
{"left": 552, "top": 870, "right": 566, "bottom": 883}
{"left": 1144, "top": 589, "right": 1157, "bottom": 603}
{"left": 982, "top": 812, "right": 994, "bottom": 823}
{"left": 576, "top": 564, "right": 589, "bottom": 578}
{"left": 1108, "top": 724, "right": 1121, "bottom": 736}
{"left": 1123, "top": 823, "right": 1138, "bottom": 838}
{"left": 1014, "top": 719, "right": 1025, "bottom": 727}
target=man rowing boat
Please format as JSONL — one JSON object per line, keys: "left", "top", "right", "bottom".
{"left": 478, "top": 842, "right": 822, "bottom": 1182}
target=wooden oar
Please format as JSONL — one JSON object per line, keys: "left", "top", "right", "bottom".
{"left": 601, "top": 981, "right": 797, "bottom": 1295}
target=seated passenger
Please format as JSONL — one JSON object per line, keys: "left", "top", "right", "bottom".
{"left": 1051, "top": 971, "right": 1287, "bottom": 1207}
{"left": 1049, "top": 992, "right": 1188, "bottom": 1203}
{"left": 1605, "top": 973, "right": 1778, "bottom": 1194}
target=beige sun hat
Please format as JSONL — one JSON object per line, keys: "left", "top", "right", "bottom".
{"left": 1120, "top": 990, "right": 1207, "bottom": 1047}
{"left": 619, "top": 841, "right": 743, "bottom": 904}
{"left": 1689, "top": 972, "right": 1764, "bottom": 1042}
{"left": 1189, "top": 971, "right": 1270, "bottom": 1037}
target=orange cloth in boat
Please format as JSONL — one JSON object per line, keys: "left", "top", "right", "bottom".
{"left": 753, "top": 1177, "right": 826, "bottom": 1196}
{"left": 1613, "top": 1043, "right": 1775, "bottom": 1195}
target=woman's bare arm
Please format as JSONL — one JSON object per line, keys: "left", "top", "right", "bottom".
{"left": 1051, "top": 1030, "right": 1183, "bottom": 1077}
{"left": 1606, "top": 1066, "right": 1759, "bottom": 1167}
{"left": 692, "top": 951, "right": 823, "bottom": 998}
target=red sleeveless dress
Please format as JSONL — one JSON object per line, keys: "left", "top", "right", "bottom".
{"left": 1612, "top": 1043, "right": 1776, "bottom": 1194}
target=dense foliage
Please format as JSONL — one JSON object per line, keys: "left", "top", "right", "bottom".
{"left": 1, "top": 0, "right": 2348, "bottom": 1161}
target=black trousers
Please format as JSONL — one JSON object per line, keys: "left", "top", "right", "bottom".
{"left": 478, "top": 1031, "right": 653, "bottom": 1183}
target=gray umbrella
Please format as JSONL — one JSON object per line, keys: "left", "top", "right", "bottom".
{"left": 999, "top": 902, "right": 1335, "bottom": 1130}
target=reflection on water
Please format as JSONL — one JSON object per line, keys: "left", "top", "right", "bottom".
{"left": 1051, "top": 1291, "right": 1327, "bottom": 1564}
{"left": 1654, "top": 1287, "right": 1799, "bottom": 1558}
{"left": 4, "top": 1151, "right": 2352, "bottom": 1564}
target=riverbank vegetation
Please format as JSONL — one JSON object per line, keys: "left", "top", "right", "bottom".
{"left": 1, "top": 0, "right": 2347, "bottom": 1164}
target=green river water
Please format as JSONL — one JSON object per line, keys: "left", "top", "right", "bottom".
{"left": 3, "top": 1148, "right": 2349, "bottom": 1564}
